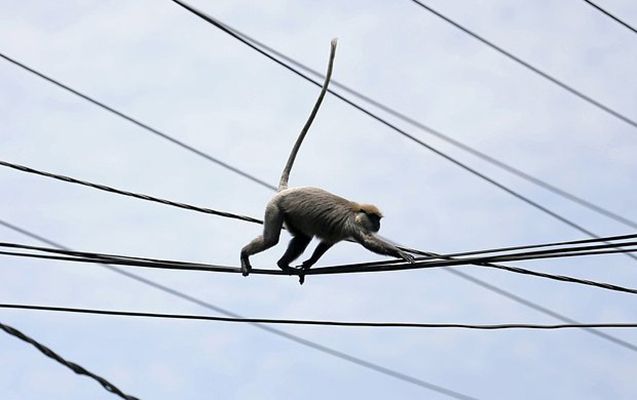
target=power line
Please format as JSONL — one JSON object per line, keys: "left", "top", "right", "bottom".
{"left": 0, "top": 156, "right": 632, "bottom": 287}
{"left": 2, "top": 30, "right": 634, "bottom": 233}
{"left": 0, "top": 220, "right": 474, "bottom": 400}
{"left": 0, "top": 321, "right": 138, "bottom": 400}
{"left": 0, "top": 52, "right": 276, "bottom": 192}
{"left": 2, "top": 239, "right": 636, "bottom": 294}
{"left": 213, "top": 15, "right": 637, "bottom": 231}
{"left": 0, "top": 159, "right": 262, "bottom": 225}
{"left": 408, "top": 0, "right": 637, "bottom": 129}
{"left": 4, "top": 157, "right": 637, "bottom": 292}
{"left": 2, "top": 303, "right": 636, "bottom": 330}
{"left": 169, "top": 0, "right": 637, "bottom": 264}
{"left": 583, "top": 0, "right": 637, "bottom": 34}
{"left": 1, "top": 1, "right": 635, "bottom": 373}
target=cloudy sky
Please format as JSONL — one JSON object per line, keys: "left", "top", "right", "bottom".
{"left": 1, "top": 0, "right": 636, "bottom": 399}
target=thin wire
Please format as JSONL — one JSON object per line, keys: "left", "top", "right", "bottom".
{"left": 215, "top": 16, "right": 637, "bottom": 230}
{"left": 2, "top": 239, "right": 636, "bottom": 294}
{"left": 5, "top": 155, "right": 637, "bottom": 272}
{"left": 0, "top": 4, "right": 633, "bottom": 351}
{"left": 2, "top": 303, "right": 636, "bottom": 330}
{"left": 5, "top": 157, "right": 636, "bottom": 266}
{"left": 0, "top": 159, "right": 263, "bottom": 225}
{"left": 1, "top": 2, "right": 635, "bottom": 379}
{"left": 0, "top": 321, "right": 139, "bottom": 400}
{"left": 408, "top": 0, "right": 637, "bottom": 129}
{"left": 0, "top": 220, "right": 474, "bottom": 400}
{"left": 169, "top": 0, "right": 637, "bottom": 265}
{"left": 2, "top": 25, "right": 634, "bottom": 232}
{"left": 0, "top": 52, "right": 276, "bottom": 192}
{"left": 583, "top": 0, "right": 637, "bottom": 34}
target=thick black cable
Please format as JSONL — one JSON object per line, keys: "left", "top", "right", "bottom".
{"left": 4, "top": 154, "right": 637, "bottom": 264}
{"left": 0, "top": 52, "right": 276, "bottom": 192}
{"left": 0, "top": 3, "right": 633, "bottom": 354}
{"left": 2, "top": 239, "right": 636, "bottom": 294}
{"left": 2, "top": 303, "right": 636, "bottom": 330}
{"left": 408, "top": 0, "right": 637, "bottom": 129}
{"left": 214, "top": 16, "right": 637, "bottom": 231}
{"left": 0, "top": 321, "right": 138, "bottom": 400}
{"left": 583, "top": 0, "right": 637, "bottom": 34}
{"left": 0, "top": 160, "right": 263, "bottom": 225}
{"left": 0, "top": 220, "right": 474, "bottom": 400}
{"left": 3, "top": 0, "right": 637, "bottom": 377}
{"left": 169, "top": 0, "right": 637, "bottom": 266}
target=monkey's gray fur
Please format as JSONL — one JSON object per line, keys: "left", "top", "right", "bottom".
{"left": 240, "top": 39, "right": 415, "bottom": 283}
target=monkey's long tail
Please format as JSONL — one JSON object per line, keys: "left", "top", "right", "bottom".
{"left": 278, "top": 38, "right": 338, "bottom": 191}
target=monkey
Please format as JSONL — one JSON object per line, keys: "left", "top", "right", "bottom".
{"left": 240, "top": 39, "right": 415, "bottom": 283}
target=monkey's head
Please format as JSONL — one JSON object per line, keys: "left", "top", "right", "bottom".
{"left": 354, "top": 204, "right": 383, "bottom": 232}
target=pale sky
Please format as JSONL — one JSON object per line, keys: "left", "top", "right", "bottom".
{"left": 1, "top": 1, "right": 637, "bottom": 399}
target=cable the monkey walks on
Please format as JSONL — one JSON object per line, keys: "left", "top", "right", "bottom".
{"left": 240, "top": 39, "right": 415, "bottom": 283}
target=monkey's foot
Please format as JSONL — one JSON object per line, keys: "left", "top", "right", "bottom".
{"left": 297, "top": 263, "right": 313, "bottom": 285}
{"left": 240, "top": 259, "right": 252, "bottom": 277}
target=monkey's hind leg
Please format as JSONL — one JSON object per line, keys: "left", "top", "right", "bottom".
{"left": 297, "top": 241, "right": 334, "bottom": 285}
{"left": 240, "top": 205, "right": 284, "bottom": 277}
{"left": 277, "top": 235, "right": 312, "bottom": 273}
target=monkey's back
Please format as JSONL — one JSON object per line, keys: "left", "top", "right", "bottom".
{"left": 275, "top": 186, "right": 356, "bottom": 242}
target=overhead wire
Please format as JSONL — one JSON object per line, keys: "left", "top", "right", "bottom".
{"left": 2, "top": 31, "right": 635, "bottom": 233}
{"left": 3, "top": 1, "right": 637, "bottom": 353}
{"left": 0, "top": 4, "right": 635, "bottom": 391}
{"left": 0, "top": 159, "right": 262, "bottom": 225}
{"left": 0, "top": 219, "right": 475, "bottom": 400}
{"left": 3, "top": 157, "right": 637, "bottom": 293}
{"left": 582, "top": 0, "right": 637, "bottom": 34}
{"left": 0, "top": 52, "right": 276, "bottom": 192}
{"left": 0, "top": 321, "right": 138, "bottom": 400}
{"left": 2, "top": 239, "right": 637, "bottom": 294}
{"left": 205, "top": 13, "right": 637, "bottom": 231}
{"left": 169, "top": 0, "right": 637, "bottom": 264}
{"left": 408, "top": 0, "right": 637, "bottom": 129}
{"left": 2, "top": 303, "right": 636, "bottom": 330}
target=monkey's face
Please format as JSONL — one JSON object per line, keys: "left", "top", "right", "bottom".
{"left": 357, "top": 212, "right": 382, "bottom": 232}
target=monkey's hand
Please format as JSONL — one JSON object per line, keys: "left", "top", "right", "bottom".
{"left": 398, "top": 250, "right": 416, "bottom": 264}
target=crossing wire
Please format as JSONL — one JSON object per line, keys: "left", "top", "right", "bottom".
{"left": 0, "top": 52, "right": 276, "bottom": 192}
{"left": 169, "top": 0, "right": 637, "bottom": 265}
{"left": 1, "top": 3, "right": 635, "bottom": 391}
{"left": 0, "top": 160, "right": 262, "bottom": 225}
{"left": 583, "top": 0, "right": 637, "bottom": 34}
{"left": 2, "top": 303, "right": 637, "bottom": 330}
{"left": 408, "top": 0, "right": 637, "bottom": 129}
{"left": 0, "top": 219, "right": 476, "bottom": 400}
{"left": 2, "top": 239, "right": 637, "bottom": 295}
{"left": 0, "top": 321, "right": 138, "bottom": 400}
{"left": 209, "top": 14, "right": 637, "bottom": 231}
{"left": 3, "top": 158, "right": 637, "bottom": 294}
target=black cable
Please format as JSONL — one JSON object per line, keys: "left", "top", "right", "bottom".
{"left": 5, "top": 157, "right": 636, "bottom": 264}
{"left": 408, "top": 0, "right": 637, "bottom": 129}
{"left": 1, "top": 4, "right": 634, "bottom": 350}
{"left": 0, "top": 321, "right": 139, "bottom": 400}
{"left": 583, "top": 0, "right": 637, "bottom": 34}
{"left": 169, "top": 0, "right": 637, "bottom": 265}
{"left": 0, "top": 159, "right": 263, "bottom": 225}
{"left": 2, "top": 27, "right": 634, "bottom": 233}
{"left": 0, "top": 220, "right": 474, "bottom": 400}
{"left": 2, "top": 239, "right": 636, "bottom": 294}
{"left": 2, "top": 2, "right": 636, "bottom": 382}
{"left": 2, "top": 303, "right": 636, "bottom": 330}
{"left": 214, "top": 16, "right": 637, "bottom": 231}
{"left": 0, "top": 52, "right": 276, "bottom": 192}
